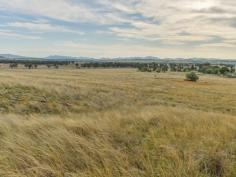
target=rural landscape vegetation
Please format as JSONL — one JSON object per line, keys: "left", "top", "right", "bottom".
{"left": 0, "top": 56, "right": 234, "bottom": 177}
{"left": 1, "top": 0, "right": 236, "bottom": 176}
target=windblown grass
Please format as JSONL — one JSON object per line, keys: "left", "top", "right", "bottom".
{"left": 0, "top": 69, "right": 234, "bottom": 176}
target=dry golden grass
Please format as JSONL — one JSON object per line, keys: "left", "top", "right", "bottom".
{"left": 0, "top": 68, "right": 235, "bottom": 176}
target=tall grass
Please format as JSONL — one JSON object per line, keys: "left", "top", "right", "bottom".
{"left": 0, "top": 106, "right": 235, "bottom": 176}
{"left": 0, "top": 69, "right": 234, "bottom": 176}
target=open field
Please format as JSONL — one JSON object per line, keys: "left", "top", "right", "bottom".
{"left": 0, "top": 68, "right": 235, "bottom": 176}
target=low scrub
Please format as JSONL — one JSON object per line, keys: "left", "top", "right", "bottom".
{"left": 186, "top": 72, "right": 199, "bottom": 82}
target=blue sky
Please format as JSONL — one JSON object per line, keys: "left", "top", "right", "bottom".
{"left": 0, "top": 0, "right": 235, "bottom": 58}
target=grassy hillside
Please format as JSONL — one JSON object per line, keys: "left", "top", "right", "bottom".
{"left": 0, "top": 68, "right": 235, "bottom": 176}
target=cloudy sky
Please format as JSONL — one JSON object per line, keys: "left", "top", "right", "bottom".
{"left": 0, "top": 0, "right": 235, "bottom": 58}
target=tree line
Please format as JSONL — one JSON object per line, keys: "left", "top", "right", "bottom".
{"left": 137, "top": 63, "right": 236, "bottom": 76}
{"left": 3, "top": 59, "right": 236, "bottom": 77}
{"left": 7, "top": 61, "right": 140, "bottom": 69}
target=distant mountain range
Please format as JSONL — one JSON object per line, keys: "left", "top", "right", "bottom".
{"left": 0, "top": 54, "right": 236, "bottom": 65}
{"left": 45, "top": 55, "right": 94, "bottom": 60}
{"left": 0, "top": 54, "right": 28, "bottom": 59}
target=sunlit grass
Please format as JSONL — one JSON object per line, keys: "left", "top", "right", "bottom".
{"left": 0, "top": 68, "right": 235, "bottom": 176}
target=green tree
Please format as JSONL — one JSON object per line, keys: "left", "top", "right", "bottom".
{"left": 219, "top": 67, "right": 230, "bottom": 75}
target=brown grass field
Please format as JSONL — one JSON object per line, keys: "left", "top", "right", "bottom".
{"left": 0, "top": 68, "right": 235, "bottom": 177}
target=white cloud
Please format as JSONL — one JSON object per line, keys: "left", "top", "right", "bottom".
{"left": 0, "top": 0, "right": 125, "bottom": 24}
{"left": 2, "top": 40, "right": 236, "bottom": 59}
{"left": 0, "top": 29, "right": 40, "bottom": 39}
{"left": 6, "top": 21, "right": 84, "bottom": 34}
{"left": 0, "top": 0, "right": 236, "bottom": 58}
{"left": 48, "top": 41, "right": 236, "bottom": 59}
{"left": 106, "top": 0, "right": 236, "bottom": 48}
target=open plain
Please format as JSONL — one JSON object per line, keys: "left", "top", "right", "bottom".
{"left": 0, "top": 68, "right": 235, "bottom": 177}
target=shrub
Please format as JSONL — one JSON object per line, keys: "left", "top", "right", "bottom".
{"left": 219, "top": 67, "right": 230, "bottom": 75}
{"left": 138, "top": 66, "right": 152, "bottom": 72}
{"left": 224, "top": 72, "right": 236, "bottom": 78}
{"left": 9, "top": 63, "right": 18, "bottom": 69}
{"left": 186, "top": 72, "right": 199, "bottom": 82}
